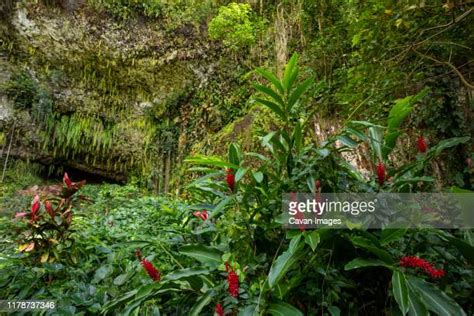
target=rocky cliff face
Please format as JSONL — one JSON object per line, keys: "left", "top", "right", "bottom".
{"left": 0, "top": 1, "right": 250, "bottom": 187}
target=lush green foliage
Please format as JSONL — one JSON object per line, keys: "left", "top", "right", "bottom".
{"left": 208, "top": 3, "right": 263, "bottom": 50}
{"left": 0, "top": 1, "right": 473, "bottom": 315}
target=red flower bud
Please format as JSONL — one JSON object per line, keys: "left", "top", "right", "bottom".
{"left": 63, "top": 172, "right": 73, "bottom": 188}
{"left": 31, "top": 195, "right": 40, "bottom": 214}
{"left": 30, "top": 195, "right": 41, "bottom": 223}
{"left": 315, "top": 180, "right": 321, "bottom": 191}
{"left": 417, "top": 136, "right": 428, "bottom": 153}
{"left": 45, "top": 200, "right": 54, "bottom": 218}
{"left": 215, "top": 303, "right": 224, "bottom": 316}
{"left": 226, "top": 168, "right": 235, "bottom": 192}
{"left": 376, "top": 162, "right": 386, "bottom": 185}
{"left": 140, "top": 258, "right": 161, "bottom": 282}
{"left": 467, "top": 158, "right": 472, "bottom": 167}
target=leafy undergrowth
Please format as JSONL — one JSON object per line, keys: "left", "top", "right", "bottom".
{"left": 1, "top": 54, "right": 473, "bottom": 316}
{"left": 0, "top": 183, "right": 192, "bottom": 314}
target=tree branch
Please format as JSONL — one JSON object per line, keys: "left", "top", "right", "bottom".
{"left": 413, "top": 49, "right": 474, "bottom": 89}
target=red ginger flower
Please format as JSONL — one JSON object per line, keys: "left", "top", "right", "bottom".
{"left": 193, "top": 210, "right": 209, "bottom": 221}
{"left": 226, "top": 168, "right": 235, "bottom": 192}
{"left": 140, "top": 258, "right": 161, "bottom": 281}
{"left": 400, "top": 256, "right": 445, "bottom": 279}
{"left": 215, "top": 303, "right": 224, "bottom": 316}
{"left": 225, "top": 261, "right": 239, "bottom": 297}
{"left": 417, "top": 136, "right": 428, "bottom": 153}
{"left": 376, "top": 162, "right": 386, "bottom": 185}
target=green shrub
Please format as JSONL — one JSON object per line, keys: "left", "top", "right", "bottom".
{"left": 3, "top": 70, "right": 39, "bottom": 109}
{"left": 208, "top": 2, "right": 262, "bottom": 50}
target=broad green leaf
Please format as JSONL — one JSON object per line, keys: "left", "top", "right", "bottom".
{"left": 245, "top": 152, "right": 270, "bottom": 162}
{"left": 268, "top": 249, "right": 302, "bottom": 288}
{"left": 305, "top": 230, "right": 320, "bottom": 252}
{"left": 288, "top": 77, "right": 313, "bottom": 110}
{"left": 289, "top": 234, "right": 303, "bottom": 254}
{"left": 253, "top": 83, "right": 285, "bottom": 107}
{"left": 344, "top": 127, "right": 367, "bottom": 141}
{"left": 255, "top": 98, "right": 287, "bottom": 121}
{"left": 380, "top": 229, "right": 407, "bottom": 245}
{"left": 368, "top": 126, "right": 383, "bottom": 162}
{"left": 344, "top": 258, "right": 392, "bottom": 270}
{"left": 383, "top": 130, "right": 402, "bottom": 158}
{"left": 179, "top": 245, "right": 223, "bottom": 266}
{"left": 235, "top": 167, "right": 248, "bottom": 182}
{"left": 283, "top": 53, "right": 299, "bottom": 92}
{"left": 392, "top": 271, "right": 409, "bottom": 315}
{"left": 427, "top": 136, "right": 470, "bottom": 157}
{"left": 253, "top": 171, "right": 264, "bottom": 183}
{"left": 407, "top": 285, "right": 428, "bottom": 316}
{"left": 268, "top": 301, "right": 303, "bottom": 316}
{"left": 228, "top": 143, "right": 242, "bottom": 166}
{"left": 208, "top": 196, "right": 232, "bottom": 219}
{"left": 189, "top": 291, "right": 212, "bottom": 316}
{"left": 336, "top": 135, "right": 358, "bottom": 148}
{"left": 383, "top": 89, "right": 429, "bottom": 158}
{"left": 113, "top": 274, "right": 128, "bottom": 286}
{"left": 256, "top": 68, "right": 284, "bottom": 94}
{"left": 350, "top": 236, "right": 394, "bottom": 263}
{"left": 407, "top": 276, "right": 466, "bottom": 316}
{"left": 238, "top": 305, "right": 257, "bottom": 316}
{"left": 102, "top": 289, "right": 138, "bottom": 312}
{"left": 93, "top": 265, "right": 113, "bottom": 283}
{"left": 163, "top": 268, "right": 210, "bottom": 281}
{"left": 328, "top": 306, "right": 341, "bottom": 316}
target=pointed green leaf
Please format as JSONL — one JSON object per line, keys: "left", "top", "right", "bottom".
{"left": 254, "top": 98, "right": 287, "bottom": 121}
{"left": 268, "top": 302, "right": 304, "bottom": 316}
{"left": 256, "top": 68, "right": 284, "bottom": 94}
{"left": 229, "top": 143, "right": 242, "bottom": 166}
{"left": 268, "top": 249, "right": 302, "bottom": 288}
{"left": 283, "top": 53, "right": 299, "bottom": 92}
{"left": 189, "top": 291, "right": 212, "bottom": 316}
{"left": 235, "top": 167, "right": 248, "bottom": 182}
{"left": 288, "top": 77, "right": 313, "bottom": 110}
{"left": 344, "top": 258, "right": 392, "bottom": 270}
{"left": 179, "top": 245, "right": 223, "bottom": 266}
{"left": 305, "top": 231, "right": 320, "bottom": 252}
{"left": 392, "top": 271, "right": 409, "bottom": 315}
{"left": 380, "top": 229, "right": 407, "bottom": 246}
{"left": 253, "top": 83, "right": 285, "bottom": 107}
{"left": 407, "top": 285, "right": 428, "bottom": 316}
{"left": 407, "top": 276, "right": 466, "bottom": 316}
